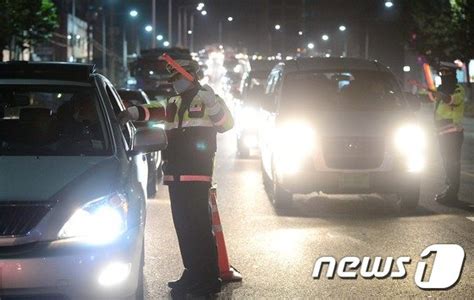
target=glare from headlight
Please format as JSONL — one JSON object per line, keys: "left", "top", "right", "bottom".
{"left": 394, "top": 124, "right": 426, "bottom": 172}
{"left": 151, "top": 122, "right": 165, "bottom": 129}
{"left": 243, "top": 134, "right": 258, "bottom": 148}
{"left": 394, "top": 124, "right": 426, "bottom": 154}
{"left": 58, "top": 193, "right": 128, "bottom": 244}
{"left": 273, "top": 121, "right": 315, "bottom": 174}
{"left": 98, "top": 262, "right": 132, "bottom": 287}
{"left": 238, "top": 107, "right": 260, "bottom": 129}
{"left": 406, "top": 154, "right": 425, "bottom": 172}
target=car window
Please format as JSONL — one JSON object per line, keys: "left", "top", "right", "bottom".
{"left": 118, "top": 90, "right": 148, "bottom": 107}
{"left": 105, "top": 84, "right": 133, "bottom": 149}
{"left": 281, "top": 70, "right": 406, "bottom": 112}
{"left": 0, "top": 85, "right": 110, "bottom": 156}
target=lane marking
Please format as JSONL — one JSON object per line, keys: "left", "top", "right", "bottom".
{"left": 467, "top": 217, "right": 474, "bottom": 222}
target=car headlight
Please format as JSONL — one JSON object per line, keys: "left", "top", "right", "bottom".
{"left": 58, "top": 193, "right": 128, "bottom": 244}
{"left": 238, "top": 107, "right": 260, "bottom": 129}
{"left": 394, "top": 124, "right": 426, "bottom": 172}
{"left": 273, "top": 121, "right": 315, "bottom": 174}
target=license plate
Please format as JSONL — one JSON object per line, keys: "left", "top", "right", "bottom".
{"left": 338, "top": 173, "right": 370, "bottom": 189}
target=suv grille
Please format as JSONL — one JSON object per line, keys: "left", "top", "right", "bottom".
{"left": 0, "top": 203, "right": 51, "bottom": 237}
{"left": 322, "top": 137, "right": 385, "bottom": 169}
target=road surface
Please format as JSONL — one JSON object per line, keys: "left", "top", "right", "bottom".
{"left": 144, "top": 109, "right": 474, "bottom": 298}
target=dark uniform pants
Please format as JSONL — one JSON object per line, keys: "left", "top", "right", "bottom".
{"left": 438, "top": 131, "right": 464, "bottom": 196}
{"left": 168, "top": 182, "right": 219, "bottom": 282}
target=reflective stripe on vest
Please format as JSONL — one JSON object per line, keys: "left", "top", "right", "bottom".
{"left": 180, "top": 175, "right": 212, "bottom": 182}
{"left": 163, "top": 175, "right": 212, "bottom": 182}
{"left": 163, "top": 175, "right": 174, "bottom": 182}
{"left": 438, "top": 124, "right": 464, "bottom": 135}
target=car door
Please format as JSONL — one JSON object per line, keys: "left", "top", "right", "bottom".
{"left": 105, "top": 83, "right": 149, "bottom": 198}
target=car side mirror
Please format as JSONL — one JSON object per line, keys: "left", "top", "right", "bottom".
{"left": 405, "top": 92, "right": 421, "bottom": 111}
{"left": 130, "top": 127, "right": 167, "bottom": 155}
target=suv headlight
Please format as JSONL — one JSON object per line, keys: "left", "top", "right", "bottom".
{"left": 239, "top": 107, "right": 260, "bottom": 129}
{"left": 58, "top": 193, "right": 128, "bottom": 244}
{"left": 273, "top": 121, "right": 315, "bottom": 174}
{"left": 394, "top": 124, "right": 426, "bottom": 172}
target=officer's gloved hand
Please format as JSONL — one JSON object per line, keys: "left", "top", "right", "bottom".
{"left": 200, "top": 85, "right": 218, "bottom": 108}
{"left": 118, "top": 106, "right": 139, "bottom": 125}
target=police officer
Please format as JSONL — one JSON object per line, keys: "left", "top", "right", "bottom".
{"left": 429, "top": 62, "right": 465, "bottom": 206}
{"left": 120, "top": 59, "right": 234, "bottom": 297}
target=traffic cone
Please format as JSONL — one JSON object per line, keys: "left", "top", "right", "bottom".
{"left": 209, "top": 186, "right": 243, "bottom": 283}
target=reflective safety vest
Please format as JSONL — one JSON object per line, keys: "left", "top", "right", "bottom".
{"left": 135, "top": 85, "right": 234, "bottom": 184}
{"left": 435, "top": 84, "right": 465, "bottom": 135}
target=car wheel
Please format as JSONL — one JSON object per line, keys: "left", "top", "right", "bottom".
{"left": 271, "top": 171, "right": 293, "bottom": 209}
{"left": 134, "top": 240, "right": 145, "bottom": 300}
{"left": 237, "top": 138, "right": 250, "bottom": 158}
{"left": 147, "top": 170, "right": 157, "bottom": 198}
{"left": 399, "top": 184, "right": 420, "bottom": 214}
{"left": 261, "top": 159, "right": 272, "bottom": 192}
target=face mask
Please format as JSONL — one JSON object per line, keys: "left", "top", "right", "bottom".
{"left": 440, "top": 74, "right": 457, "bottom": 94}
{"left": 173, "top": 78, "right": 193, "bottom": 94}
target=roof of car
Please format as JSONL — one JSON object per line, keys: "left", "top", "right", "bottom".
{"left": 279, "top": 57, "right": 390, "bottom": 73}
{"left": 0, "top": 61, "right": 96, "bottom": 82}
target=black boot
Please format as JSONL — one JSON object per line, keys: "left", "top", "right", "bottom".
{"left": 168, "top": 269, "right": 192, "bottom": 290}
{"left": 435, "top": 192, "right": 458, "bottom": 206}
{"left": 186, "top": 278, "right": 222, "bottom": 297}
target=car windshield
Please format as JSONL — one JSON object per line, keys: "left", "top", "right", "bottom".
{"left": 0, "top": 85, "right": 110, "bottom": 156}
{"left": 281, "top": 70, "right": 406, "bottom": 112}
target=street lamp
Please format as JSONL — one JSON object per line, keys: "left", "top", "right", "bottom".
{"left": 338, "top": 25, "right": 348, "bottom": 56}
{"left": 163, "top": 41, "right": 170, "bottom": 47}
{"left": 275, "top": 24, "right": 281, "bottom": 30}
{"left": 201, "top": 10, "right": 207, "bottom": 16}
{"left": 129, "top": 10, "right": 138, "bottom": 18}
{"left": 298, "top": 31, "right": 303, "bottom": 36}
{"left": 156, "top": 34, "right": 164, "bottom": 41}
{"left": 197, "top": 3, "right": 204, "bottom": 11}
{"left": 307, "top": 42, "right": 315, "bottom": 50}
{"left": 217, "top": 16, "right": 235, "bottom": 47}
{"left": 385, "top": 1, "right": 394, "bottom": 8}
{"left": 145, "top": 25, "right": 152, "bottom": 32}
{"left": 188, "top": 30, "right": 193, "bottom": 35}
{"left": 322, "top": 34, "right": 329, "bottom": 41}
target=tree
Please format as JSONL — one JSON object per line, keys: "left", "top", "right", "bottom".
{"left": 403, "top": 0, "right": 473, "bottom": 63}
{"left": 403, "top": 0, "right": 474, "bottom": 100}
{"left": 0, "top": 0, "right": 59, "bottom": 61}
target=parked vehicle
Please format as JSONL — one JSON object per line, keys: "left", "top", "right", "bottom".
{"left": 235, "top": 61, "right": 275, "bottom": 157}
{"left": 259, "top": 58, "right": 424, "bottom": 212}
{"left": 0, "top": 62, "right": 167, "bottom": 299}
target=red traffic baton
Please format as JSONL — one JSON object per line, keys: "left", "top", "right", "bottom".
{"left": 209, "top": 187, "right": 242, "bottom": 283}
{"left": 160, "top": 53, "right": 195, "bottom": 82}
